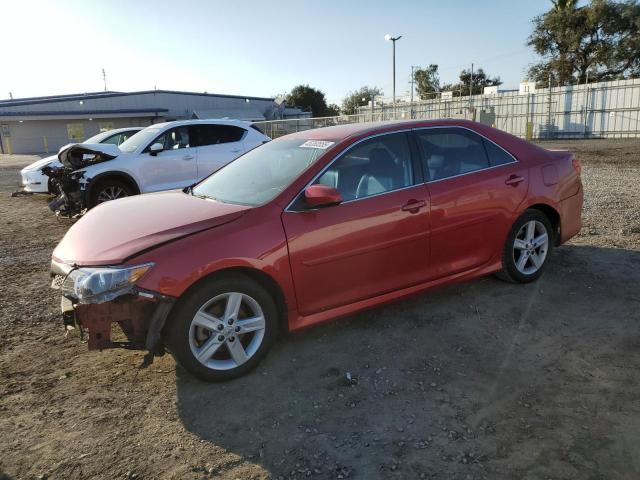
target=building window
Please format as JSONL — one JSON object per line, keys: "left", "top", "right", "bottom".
{"left": 66, "top": 123, "right": 85, "bottom": 142}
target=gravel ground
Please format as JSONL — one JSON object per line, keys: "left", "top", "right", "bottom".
{"left": 0, "top": 139, "right": 639, "bottom": 480}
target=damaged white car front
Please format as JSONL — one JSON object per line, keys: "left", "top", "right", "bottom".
{"left": 45, "top": 143, "right": 121, "bottom": 217}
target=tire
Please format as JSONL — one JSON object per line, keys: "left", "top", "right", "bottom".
{"left": 163, "top": 273, "right": 278, "bottom": 382}
{"left": 497, "top": 209, "right": 554, "bottom": 283}
{"left": 89, "top": 178, "right": 135, "bottom": 207}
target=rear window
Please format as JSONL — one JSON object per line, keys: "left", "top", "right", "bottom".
{"left": 483, "top": 139, "right": 515, "bottom": 166}
{"left": 415, "top": 128, "right": 489, "bottom": 181}
{"left": 195, "top": 125, "right": 246, "bottom": 146}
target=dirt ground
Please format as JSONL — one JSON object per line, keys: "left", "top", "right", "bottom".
{"left": 1, "top": 139, "right": 639, "bottom": 480}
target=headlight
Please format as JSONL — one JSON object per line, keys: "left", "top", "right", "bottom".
{"left": 64, "top": 263, "right": 154, "bottom": 304}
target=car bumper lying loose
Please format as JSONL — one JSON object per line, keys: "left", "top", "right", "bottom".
{"left": 51, "top": 260, "right": 175, "bottom": 365}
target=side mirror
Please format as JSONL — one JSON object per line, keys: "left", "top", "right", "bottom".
{"left": 304, "top": 184, "right": 342, "bottom": 208}
{"left": 149, "top": 143, "right": 164, "bottom": 156}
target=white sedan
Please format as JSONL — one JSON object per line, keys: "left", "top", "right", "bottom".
{"left": 19, "top": 127, "right": 142, "bottom": 193}
{"left": 47, "top": 119, "right": 270, "bottom": 215}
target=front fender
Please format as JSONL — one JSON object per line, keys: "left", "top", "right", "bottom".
{"left": 128, "top": 204, "right": 299, "bottom": 322}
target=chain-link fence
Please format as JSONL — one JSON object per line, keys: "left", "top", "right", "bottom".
{"left": 254, "top": 78, "right": 640, "bottom": 140}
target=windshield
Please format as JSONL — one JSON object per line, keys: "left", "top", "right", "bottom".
{"left": 192, "top": 138, "right": 333, "bottom": 206}
{"left": 84, "top": 130, "right": 115, "bottom": 144}
{"left": 118, "top": 126, "right": 162, "bottom": 153}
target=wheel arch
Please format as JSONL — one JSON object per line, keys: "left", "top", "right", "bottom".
{"left": 524, "top": 203, "right": 561, "bottom": 245}
{"left": 165, "top": 266, "right": 289, "bottom": 335}
{"left": 86, "top": 170, "right": 141, "bottom": 199}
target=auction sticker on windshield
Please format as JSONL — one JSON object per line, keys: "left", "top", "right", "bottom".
{"left": 299, "top": 140, "right": 334, "bottom": 149}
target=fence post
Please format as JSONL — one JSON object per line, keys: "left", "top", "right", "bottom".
{"left": 583, "top": 83, "right": 590, "bottom": 138}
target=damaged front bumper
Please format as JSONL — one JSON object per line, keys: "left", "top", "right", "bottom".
{"left": 44, "top": 142, "right": 121, "bottom": 216}
{"left": 43, "top": 165, "right": 88, "bottom": 217}
{"left": 52, "top": 260, "right": 175, "bottom": 367}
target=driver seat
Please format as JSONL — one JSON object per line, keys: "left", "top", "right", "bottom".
{"left": 355, "top": 148, "right": 400, "bottom": 198}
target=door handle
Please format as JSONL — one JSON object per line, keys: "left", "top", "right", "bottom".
{"left": 401, "top": 199, "right": 426, "bottom": 213}
{"left": 231, "top": 149, "right": 242, "bottom": 153}
{"left": 182, "top": 154, "right": 195, "bottom": 160}
{"left": 505, "top": 175, "right": 525, "bottom": 186}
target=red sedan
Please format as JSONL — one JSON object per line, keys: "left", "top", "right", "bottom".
{"left": 51, "top": 120, "right": 583, "bottom": 381}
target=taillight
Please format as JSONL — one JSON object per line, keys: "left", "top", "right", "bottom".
{"left": 572, "top": 158, "right": 582, "bottom": 175}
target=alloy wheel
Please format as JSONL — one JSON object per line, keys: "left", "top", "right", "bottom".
{"left": 512, "top": 220, "right": 549, "bottom": 275}
{"left": 188, "top": 292, "right": 266, "bottom": 371}
{"left": 96, "top": 185, "right": 127, "bottom": 203}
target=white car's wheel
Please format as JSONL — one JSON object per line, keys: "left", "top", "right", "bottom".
{"left": 89, "top": 178, "right": 135, "bottom": 207}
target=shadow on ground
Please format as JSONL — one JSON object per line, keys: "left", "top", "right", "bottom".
{"left": 174, "top": 245, "right": 640, "bottom": 479}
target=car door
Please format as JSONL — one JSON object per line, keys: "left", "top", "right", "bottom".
{"left": 194, "top": 124, "right": 247, "bottom": 180}
{"left": 281, "top": 131, "right": 431, "bottom": 316}
{"left": 139, "top": 126, "right": 198, "bottom": 192}
{"left": 413, "top": 127, "right": 529, "bottom": 280}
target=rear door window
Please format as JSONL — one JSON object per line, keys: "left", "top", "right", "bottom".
{"left": 195, "top": 125, "right": 246, "bottom": 146}
{"left": 414, "top": 128, "right": 490, "bottom": 181}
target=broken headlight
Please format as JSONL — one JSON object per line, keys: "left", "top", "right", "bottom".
{"left": 66, "top": 263, "right": 154, "bottom": 304}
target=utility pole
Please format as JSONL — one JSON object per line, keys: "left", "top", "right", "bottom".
{"left": 102, "top": 68, "right": 108, "bottom": 92}
{"left": 469, "top": 63, "right": 474, "bottom": 118}
{"left": 371, "top": 93, "right": 375, "bottom": 121}
{"left": 410, "top": 65, "right": 418, "bottom": 119}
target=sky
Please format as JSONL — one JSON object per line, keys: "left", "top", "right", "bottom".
{"left": 1, "top": 0, "right": 554, "bottom": 105}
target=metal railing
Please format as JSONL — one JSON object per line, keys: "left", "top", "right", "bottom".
{"left": 254, "top": 78, "right": 640, "bottom": 140}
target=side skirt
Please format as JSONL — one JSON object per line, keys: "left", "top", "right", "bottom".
{"left": 288, "top": 260, "right": 502, "bottom": 332}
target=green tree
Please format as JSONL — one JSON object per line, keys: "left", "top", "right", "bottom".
{"left": 528, "top": 0, "right": 640, "bottom": 86}
{"left": 342, "top": 86, "right": 383, "bottom": 115}
{"left": 326, "top": 103, "right": 341, "bottom": 116}
{"left": 414, "top": 64, "right": 440, "bottom": 99}
{"left": 440, "top": 68, "right": 502, "bottom": 97}
{"left": 286, "top": 85, "right": 332, "bottom": 117}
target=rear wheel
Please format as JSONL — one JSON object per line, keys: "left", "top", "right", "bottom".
{"left": 164, "top": 274, "right": 278, "bottom": 382}
{"left": 89, "top": 178, "right": 135, "bottom": 207}
{"left": 497, "top": 210, "right": 553, "bottom": 283}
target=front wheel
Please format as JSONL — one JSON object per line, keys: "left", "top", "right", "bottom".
{"left": 164, "top": 274, "right": 278, "bottom": 381}
{"left": 497, "top": 210, "right": 554, "bottom": 283}
{"left": 89, "top": 178, "right": 135, "bottom": 207}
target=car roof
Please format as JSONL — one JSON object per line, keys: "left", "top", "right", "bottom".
{"left": 149, "top": 119, "right": 255, "bottom": 129}
{"left": 107, "top": 127, "right": 144, "bottom": 134}
{"left": 285, "top": 119, "right": 488, "bottom": 142}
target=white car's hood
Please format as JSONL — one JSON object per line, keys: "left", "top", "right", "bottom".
{"left": 58, "top": 143, "right": 121, "bottom": 169}
{"left": 22, "top": 155, "right": 61, "bottom": 172}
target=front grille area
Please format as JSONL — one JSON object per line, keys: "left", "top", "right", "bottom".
{"left": 51, "top": 274, "right": 65, "bottom": 289}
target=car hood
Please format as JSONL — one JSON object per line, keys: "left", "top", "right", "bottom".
{"left": 58, "top": 143, "right": 121, "bottom": 169}
{"left": 22, "top": 155, "right": 60, "bottom": 172}
{"left": 53, "top": 191, "right": 251, "bottom": 266}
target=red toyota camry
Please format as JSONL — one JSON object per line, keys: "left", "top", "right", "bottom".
{"left": 51, "top": 119, "right": 583, "bottom": 381}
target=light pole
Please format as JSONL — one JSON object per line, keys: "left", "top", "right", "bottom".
{"left": 384, "top": 34, "right": 402, "bottom": 109}
{"left": 410, "top": 65, "right": 420, "bottom": 119}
